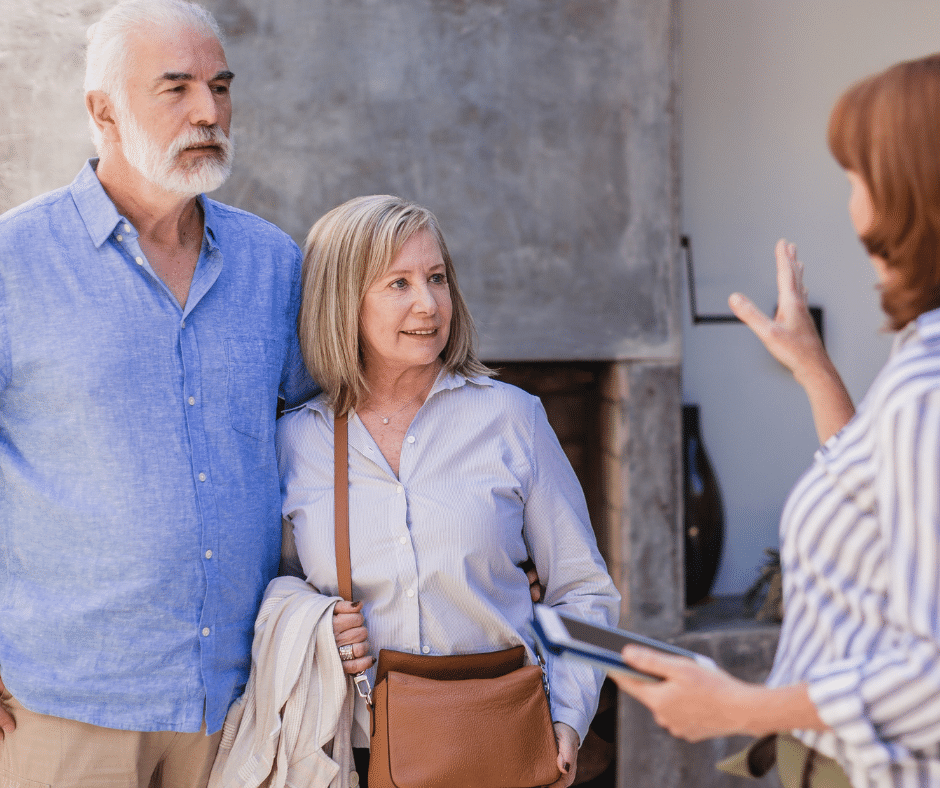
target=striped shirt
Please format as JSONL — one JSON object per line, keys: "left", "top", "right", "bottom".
{"left": 768, "top": 306, "right": 940, "bottom": 787}
{"left": 276, "top": 372, "right": 620, "bottom": 747}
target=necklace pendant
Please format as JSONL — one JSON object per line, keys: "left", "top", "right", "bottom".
{"left": 382, "top": 417, "right": 390, "bottom": 424}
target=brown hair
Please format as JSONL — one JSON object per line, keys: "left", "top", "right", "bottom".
{"left": 297, "top": 195, "right": 493, "bottom": 416}
{"left": 828, "top": 54, "right": 940, "bottom": 329}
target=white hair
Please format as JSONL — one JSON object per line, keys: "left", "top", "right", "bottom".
{"left": 84, "top": 0, "right": 225, "bottom": 151}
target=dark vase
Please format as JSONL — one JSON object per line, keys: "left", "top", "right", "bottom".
{"left": 682, "top": 404, "right": 725, "bottom": 606}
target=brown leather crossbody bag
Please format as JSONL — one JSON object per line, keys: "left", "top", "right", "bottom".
{"left": 333, "top": 413, "right": 560, "bottom": 788}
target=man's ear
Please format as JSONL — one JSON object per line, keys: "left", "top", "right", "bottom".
{"left": 86, "top": 90, "right": 119, "bottom": 143}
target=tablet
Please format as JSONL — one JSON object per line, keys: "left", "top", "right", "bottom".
{"left": 531, "top": 604, "right": 717, "bottom": 683}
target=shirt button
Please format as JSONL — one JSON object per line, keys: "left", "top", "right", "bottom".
{"left": 116, "top": 234, "right": 123, "bottom": 242}
{"left": 181, "top": 319, "right": 186, "bottom": 328}
{"left": 188, "top": 396, "right": 196, "bottom": 405}
{"left": 199, "top": 473, "right": 207, "bottom": 482}
{"left": 123, "top": 223, "right": 131, "bottom": 232}
{"left": 406, "top": 589, "right": 415, "bottom": 598}
{"left": 399, "top": 536, "right": 407, "bottom": 545}
{"left": 407, "top": 435, "right": 416, "bottom": 444}
{"left": 396, "top": 485, "right": 403, "bottom": 495}
{"left": 350, "top": 772, "right": 360, "bottom": 788}
{"left": 422, "top": 645, "right": 430, "bottom": 654}
{"left": 202, "top": 627, "right": 210, "bottom": 637}
{"left": 205, "top": 550, "right": 212, "bottom": 559}
{"left": 135, "top": 256, "right": 143, "bottom": 265}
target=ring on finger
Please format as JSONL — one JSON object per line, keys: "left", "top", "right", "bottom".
{"left": 338, "top": 644, "right": 356, "bottom": 662}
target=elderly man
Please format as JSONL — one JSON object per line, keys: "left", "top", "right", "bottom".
{"left": 0, "top": 1, "right": 316, "bottom": 784}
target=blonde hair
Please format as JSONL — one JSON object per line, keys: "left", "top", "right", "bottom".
{"left": 298, "top": 195, "right": 493, "bottom": 415}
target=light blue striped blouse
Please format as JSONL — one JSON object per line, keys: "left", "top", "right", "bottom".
{"left": 276, "top": 372, "right": 621, "bottom": 747}
{"left": 769, "top": 306, "right": 940, "bottom": 787}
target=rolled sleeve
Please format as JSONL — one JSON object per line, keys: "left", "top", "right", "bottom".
{"left": 806, "top": 391, "right": 940, "bottom": 761}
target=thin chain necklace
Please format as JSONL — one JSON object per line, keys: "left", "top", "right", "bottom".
{"left": 364, "top": 377, "right": 435, "bottom": 425}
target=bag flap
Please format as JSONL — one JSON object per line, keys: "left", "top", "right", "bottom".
{"left": 374, "top": 645, "right": 526, "bottom": 683}
{"left": 383, "top": 667, "right": 559, "bottom": 788}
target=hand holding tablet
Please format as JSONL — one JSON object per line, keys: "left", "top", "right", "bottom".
{"left": 531, "top": 604, "right": 717, "bottom": 682}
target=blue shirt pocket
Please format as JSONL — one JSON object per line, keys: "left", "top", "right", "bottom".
{"left": 225, "top": 336, "right": 280, "bottom": 441}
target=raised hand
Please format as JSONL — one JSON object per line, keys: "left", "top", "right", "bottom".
{"left": 729, "top": 239, "right": 854, "bottom": 442}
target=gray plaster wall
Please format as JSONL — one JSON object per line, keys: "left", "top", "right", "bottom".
{"left": 1, "top": 0, "right": 679, "bottom": 363}
{"left": 0, "top": 2, "right": 104, "bottom": 210}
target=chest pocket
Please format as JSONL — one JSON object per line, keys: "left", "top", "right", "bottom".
{"left": 225, "top": 337, "right": 280, "bottom": 441}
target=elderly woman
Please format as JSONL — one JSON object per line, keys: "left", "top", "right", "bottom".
{"left": 614, "top": 54, "right": 940, "bottom": 788}
{"left": 276, "top": 194, "right": 620, "bottom": 788}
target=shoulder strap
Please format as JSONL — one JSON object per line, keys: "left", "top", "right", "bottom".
{"left": 334, "top": 412, "right": 352, "bottom": 602}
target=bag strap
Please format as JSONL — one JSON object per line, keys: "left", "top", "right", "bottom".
{"left": 334, "top": 412, "right": 352, "bottom": 602}
{"left": 334, "top": 411, "right": 373, "bottom": 704}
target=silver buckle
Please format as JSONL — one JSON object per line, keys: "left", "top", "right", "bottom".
{"left": 537, "top": 650, "right": 550, "bottom": 698}
{"left": 354, "top": 672, "right": 373, "bottom": 707}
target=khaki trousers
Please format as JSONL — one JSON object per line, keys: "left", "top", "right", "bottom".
{"left": 0, "top": 692, "right": 221, "bottom": 788}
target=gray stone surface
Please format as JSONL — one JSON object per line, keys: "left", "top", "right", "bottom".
{"left": 1, "top": 0, "right": 679, "bottom": 362}
{"left": 200, "top": 0, "right": 680, "bottom": 362}
{"left": 0, "top": 1, "right": 105, "bottom": 213}
{"left": 602, "top": 360, "right": 683, "bottom": 639}
{"left": 618, "top": 625, "right": 783, "bottom": 788}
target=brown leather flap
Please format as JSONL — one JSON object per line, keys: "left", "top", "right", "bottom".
{"left": 383, "top": 666, "right": 559, "bottom": 788}
{"left": 374, "top": 645, "right": 526, "bottom": 684}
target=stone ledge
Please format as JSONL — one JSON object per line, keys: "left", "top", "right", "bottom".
{"left": 616, "top": 598, "right": 783, "bottom": 787}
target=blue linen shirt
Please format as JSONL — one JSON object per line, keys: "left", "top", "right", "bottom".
{"left": 0, "top": 160, "right": 315, "bottom": 734}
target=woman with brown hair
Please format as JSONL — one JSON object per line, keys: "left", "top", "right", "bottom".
{"left": 613, "top": 54, "right": 940, "bottom": 788}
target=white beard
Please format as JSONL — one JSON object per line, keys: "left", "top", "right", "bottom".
{"left": 118, "top": 107, "right": 234, "bottom": 196}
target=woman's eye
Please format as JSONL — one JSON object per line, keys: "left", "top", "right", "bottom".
{"left": 390, "top": 279, "right": 408, "bottom": 289}
{"left": 430, "top": 273, "right": 447, "bottom": 284}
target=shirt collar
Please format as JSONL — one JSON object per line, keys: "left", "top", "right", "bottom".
{"left": 71, "top": 159, "right": 123, "bottom": 248}
{"left": 300, "top": 370, "right": 494, "bottom": 418}
{"left": 894, "top": 305, "right": 940, "bottom": 354}
{"left": 70, "top": 158, "right": 216, "bottom": 250}
{"left": 200, "top": 196, "right": 221, "bottom": 252}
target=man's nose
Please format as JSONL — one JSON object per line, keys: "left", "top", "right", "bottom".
{"left": 189, "top": 83, "right": 220, "bottom": 126}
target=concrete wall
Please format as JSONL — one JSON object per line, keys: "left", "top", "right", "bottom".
{"left": 0, "top": 1, "right": 103, "bottom": 211}
{"left": 3, "top": 1, "right": 679, "bottom": 362}
{"left": 202, "top": 0, "right": 679, "bottom": 362}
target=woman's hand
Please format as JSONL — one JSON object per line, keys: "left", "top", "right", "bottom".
{"left": 729, "top": 238, "right": 854, "bottom": 443}
{"left": 610, "top": 646, "right": 758, "bottom": 741}
{"left": 333, "top": 600, "right": 373, "bottom": 675}
{"left": 0, "top": 674, "right": 14, "bottom": 740}
{"left": 546, "top": 722, "right": 579, "bottom": 788}
{"left": 519, "top": 558, "right": 544, "bottom": 603}
{"left": 611, "top": 646, "right": 828, "bottom": 742}
{"left": 729, "top": 239, "right": 824, "bottom": 376}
